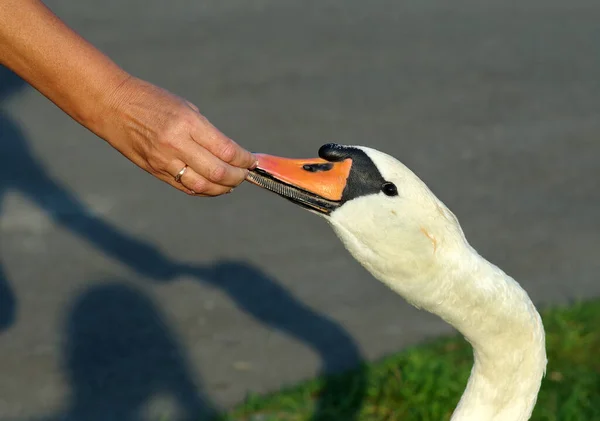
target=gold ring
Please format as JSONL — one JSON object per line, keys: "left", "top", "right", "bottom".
{"left": 174, "top": 165, "right": 188, "bottom": 183}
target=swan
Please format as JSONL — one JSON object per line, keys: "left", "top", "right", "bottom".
{"left": 246, "top": 143, "right": 547, "bottom": 421}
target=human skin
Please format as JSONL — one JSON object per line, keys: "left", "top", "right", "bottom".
{"left": 0, "top": 0, "right": 257, "bottom": 196}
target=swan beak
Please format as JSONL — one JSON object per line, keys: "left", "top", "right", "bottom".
{"left": 246, "top": 153, "right": 352, "bottom": 214}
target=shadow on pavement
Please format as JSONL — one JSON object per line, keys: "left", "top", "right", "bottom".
{"left": 55, "top": 281, "right": 215, "bottom": 421}
{"left": 185, "top": 260, "right": 367, "bottom": 421}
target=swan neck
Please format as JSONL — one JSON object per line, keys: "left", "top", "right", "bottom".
{"left": 445, "top": 254, "right": 547, "bottom": 421}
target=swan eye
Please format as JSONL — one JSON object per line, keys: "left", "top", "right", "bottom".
{"left": 381, "top": 182, "right": 398, "bottom": 197}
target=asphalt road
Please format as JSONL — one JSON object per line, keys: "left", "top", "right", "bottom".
{"left": 1, "top": 1, "right": 599, "bottom": 420}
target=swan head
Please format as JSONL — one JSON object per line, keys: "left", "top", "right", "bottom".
{"left": 247, "top": 144, "right": 470, "bottom": 285}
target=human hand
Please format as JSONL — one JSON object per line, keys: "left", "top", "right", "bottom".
{"left": 96, "top": 76, "right": 257, "bottom": 196}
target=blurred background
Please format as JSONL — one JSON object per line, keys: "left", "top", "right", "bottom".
{"left": 0, "top": 0, "right": 598, "bottom": 420}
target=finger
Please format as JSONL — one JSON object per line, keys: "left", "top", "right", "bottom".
{"left": 153, "top": 166, "right": 197, "bottom": 195}
{"left": 192, "top": 120, "right": 257, "bottom": 169}
{"left": 117, "top": 145, "right": 195, "bottom": 195}
{"left": 177, "top": 138, "right": 249, "bottom": 187}
{"left": 168, "top": 160, "right": 234, "bottom": 197}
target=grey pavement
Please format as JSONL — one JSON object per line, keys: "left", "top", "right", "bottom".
{"left": 1, "top": 1, "right": 599, "bottom": 420}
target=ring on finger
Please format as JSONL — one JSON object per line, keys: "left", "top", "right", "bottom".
{"left": 174, "top": 164, "right": 188, "bottom": 183}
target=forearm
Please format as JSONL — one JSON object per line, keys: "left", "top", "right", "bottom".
{"left": 0, "top": 0, "right": 130, "bottom": 135}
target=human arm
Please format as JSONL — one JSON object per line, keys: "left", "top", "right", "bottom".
{"left": 0, "top": 0, "right": 256, "bottom": 195}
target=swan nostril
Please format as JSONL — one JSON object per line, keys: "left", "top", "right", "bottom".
{"left": 302, "top": 163, "right": 334, "bottom": 172}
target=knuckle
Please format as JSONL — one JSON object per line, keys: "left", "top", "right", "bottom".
{"left": 161, "top": 119, "right": 183, "bottom": 137}
{"left": 159, "top": 116, "right": 194, "bottom": 149}
{"left": 190, "top": 178, "right": 209, "bottom": 194}
{"left": 218, "top": 140, "right": 238, "bottom": 163}
{"left": 209, "top": 165, "right": 228, "bottom": 183}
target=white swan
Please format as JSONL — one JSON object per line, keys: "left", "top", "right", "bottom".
{"left": 247, "top": 143, "right": 547, "bottom": 421}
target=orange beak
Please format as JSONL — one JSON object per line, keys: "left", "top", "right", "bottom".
{"left": 246, "top": 153, "right": 353, "bottom": 213}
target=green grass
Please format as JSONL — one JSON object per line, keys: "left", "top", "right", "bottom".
{"left": 214, "top": 299, "right": 600, "bottom": 421}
